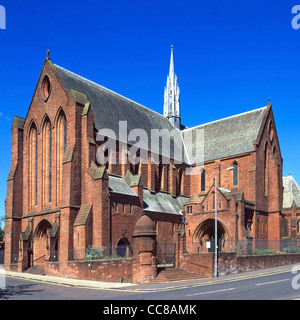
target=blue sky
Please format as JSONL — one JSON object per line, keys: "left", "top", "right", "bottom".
{"left": 0, "top": 0, "right": 299, "bottom": 219}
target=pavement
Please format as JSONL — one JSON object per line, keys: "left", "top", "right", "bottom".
{"left": 2, "top": 263, "right": 300, "bottom": 292}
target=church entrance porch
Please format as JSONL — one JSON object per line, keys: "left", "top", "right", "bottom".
{"left": 33, "top": 219, "right": 52, "bottom": 268}
{"left": 188, "top": 219, "right": 229, "bottom": 254}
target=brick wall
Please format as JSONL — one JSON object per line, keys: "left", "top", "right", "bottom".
{"left": 110, "top": 193, "right": 143, "bottom": 248}
{"left": 180, "top": 252, "right": 214, "bottom": 277}
{"left": 146, "top": 211, "right": 181, "bottom": 245}
{"left": 218, "top": 252, "right": 300, "bottom": 276}
{"left": 45, "top": 258, "right": 134, "bottom": 283}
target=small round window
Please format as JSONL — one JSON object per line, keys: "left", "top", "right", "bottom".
{"left": 42, "top": 75, "right": 51, "bottom": 102}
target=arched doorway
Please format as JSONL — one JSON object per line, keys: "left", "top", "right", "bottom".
{"left": 33, "top": 219, "right": 52, "bottom": 266}
{"left": 116, "top": 237, "right": 132, "bottom": 257}
{"left": 193, "top": 219, "right": 227, "bottom": 253}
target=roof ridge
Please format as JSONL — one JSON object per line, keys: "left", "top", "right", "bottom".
{"left": 53, "top": 64, "right": 171, "bottom": 123}
{"left": 182, "top": 106, "right": 267, "bottom": 132}
{"left": 284, "top": 175, "right": 300, "bottom": 188}
{"left": 283, "top": 175, "right": 300, "bottom": 207}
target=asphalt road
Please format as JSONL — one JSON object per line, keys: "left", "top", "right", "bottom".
{"left": 1, "top": 266, "right": 300, "bottom": 301}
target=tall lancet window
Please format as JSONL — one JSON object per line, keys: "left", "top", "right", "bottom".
{"left": 29, "top": 123, "right": 38, "bottom": 209}
{"left": 56, "top": 111, "right": 67, "bottom": 205}
{"left": 233, "top": 162, "right": 238, "bottom": 186}
{"left": 42, "top": 117, "right": 52, "bottom": 206}
{"left": 264, "top": 143, "right": 269, "bottom": 195}
{"left": 201, "top": 168, "right": 205, "bottom": 192}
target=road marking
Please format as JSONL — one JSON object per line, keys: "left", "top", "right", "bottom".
{"left": 3, "top": 267, "right": 296, "bottom": 293}
{"left": 255, "top": 278, "right": 289, "bottom": 286}
{"left": 186, "top": 287, "right": 235, "bottom": 297}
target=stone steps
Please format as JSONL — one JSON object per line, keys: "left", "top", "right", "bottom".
{"left": 26, "top": 265, "right": 45, "bottom": 275}
{"left": 151, "top": 267, "right": 204, "bottom": 283}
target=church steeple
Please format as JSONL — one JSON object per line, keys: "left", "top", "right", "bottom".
{"left": 163, "top": 45, "right": 181, "bottom": 129}
{"left": 169, "top": 45, "right": 175, "bottom": 79}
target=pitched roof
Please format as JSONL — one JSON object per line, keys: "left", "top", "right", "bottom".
{"left": 181, "top": 107, "right": 267, "bottom": 163}
{"left": 53, "top": 63, "right": 184, "bottom": 160}
{"left": 143, "top": 190, "right": 188, "bottom": 215}
{"left": 51, "top": 61, "right": 267, "bottom": 165}
{"left": 108, "top": 174, "right": 138, "bottom": 197}
{"left": 282, "top": 175, "right": 300, "bottom": 208}
{"left": 13, "top": 116, "right": 25, "bottom": 129}
{"left": 73, "top": 204, "right": 92, "bottom": 226}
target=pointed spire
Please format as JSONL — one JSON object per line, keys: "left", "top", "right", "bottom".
{"left": 169, "top": 45, "right": 175, "bottom": 79}
{"left": 163, "top": 45, "right": 181, "bottom": 129}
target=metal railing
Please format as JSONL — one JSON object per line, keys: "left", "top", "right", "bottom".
{"left": 69, "top": 244, "right": 133, "bottom": 261}
{"left": 184, "top": 239, "right": 300, "bottom": 256}
{"left": 157, "top": 242, "right": 176, "bottom": 267}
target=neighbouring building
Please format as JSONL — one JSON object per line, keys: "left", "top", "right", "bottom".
{"left": 281, "top": 175, "right": 300, "bottom": 242}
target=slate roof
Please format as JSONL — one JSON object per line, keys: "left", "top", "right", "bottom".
{"left": 13, "top": 116, "right": 25, "bottom": 129}
{"left": 282, "top": 175, "right": 300, "bottom": 208}
{"left": 73, "top": 204, "right": 92, "bottom": 226}
{"left": 52, "top": 62, "right": 267, "bottom": 166}
{"left": 143, "top": 190, "right": 189, "bottom": 215}
{"left": 53, "top": 64, "right": 183, "bottom": 160}
{"left": 108, "top": 174, "right": 138, "bottom": 197}
{"left": 181, "top": 107, "right": 267, "bottom": 163}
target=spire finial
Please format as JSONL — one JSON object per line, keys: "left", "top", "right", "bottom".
{"left": 169, "top": 45, "right": 175, "bottom": 78}
{"left": 267, "top": 97, "right": 272, "bottom": 107}
{"left": 46, "top": 49, "right": 50, "bottom": 60}
{"left": 163, "top": 45, "right": 181, "bottom": 129}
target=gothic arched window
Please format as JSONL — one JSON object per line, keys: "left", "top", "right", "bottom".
{"left": 56, "top": 111, "right": 67, "bottom": 205}
{"left": 42, "top": 117, "right": 52, "bottom": 205}
{"left": 201, "top": 168, "right": 205, "bottom": 192}
{"left": 264, "top": 142, "right": 269, "bottom": 195}
{"left": 177, "top": 168, "right": 183, "bottom": 195}
{"left": 233, "top": 162, "right": 238, "bottom": 186}
{"left": 29, "top": 123, "right": 38, "bottom": 209}
{"left": 212, "top": 192, "right": 215, "bottom": 210}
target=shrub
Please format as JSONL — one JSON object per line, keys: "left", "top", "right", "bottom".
{"left": 85, "top": 246, "right": 124, "bottom": 260}
{"left": 102, "top": 254, "right": 123, "bottom": 259}
{"left": 281, "top": 247, "right": 300, "bottom": 254}
{"left": 252, "top": 248, "right": 278, "bottom": 255}
{"left": 85, "top": 245, "right": 104, "bottom": 260}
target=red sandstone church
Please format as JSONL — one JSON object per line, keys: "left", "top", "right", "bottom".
{"left": 4, "top": 48, "right": 300, "bottom": 281}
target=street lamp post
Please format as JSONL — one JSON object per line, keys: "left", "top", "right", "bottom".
{"left": 214, "top": 166, "right": 234, "bottom": 278}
